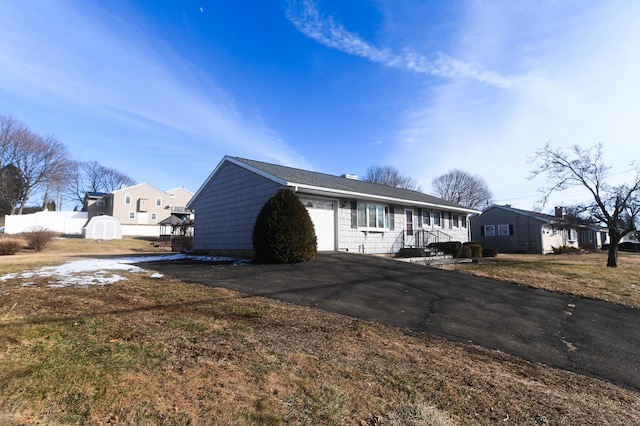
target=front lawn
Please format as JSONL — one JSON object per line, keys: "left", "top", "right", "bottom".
{"left": 440, "top": 251, "right": 640, "bottom": 308}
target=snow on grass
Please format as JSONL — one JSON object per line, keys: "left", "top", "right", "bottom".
{"left": 0, "top": 254, "right": 242, "bottom": 288}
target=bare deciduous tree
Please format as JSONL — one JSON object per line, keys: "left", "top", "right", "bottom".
{"left": 431, "top": 169, "right": 493, "bottom": 209}
{"left": 67, "top": 161, "right": 136, "bottom": 208}
{"left": 362, "top": 166, "right": 422, "bottom": 191}
{"left": 530, "top": 143, "right": 640, "bottom": 267}
{"left": 0, "top": 115, "right": 73, "bottom": 214}
{"left": 100, "top": 165, "right": 136, "bottom": 193}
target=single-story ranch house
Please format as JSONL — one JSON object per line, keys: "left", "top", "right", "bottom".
{"left": 188, "top": 156, "right": 480, "bottom": 256}
{"left": 470, "top": 204, "right": 609, "bottom": 254}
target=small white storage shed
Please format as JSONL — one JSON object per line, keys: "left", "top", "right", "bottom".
{"left": 83, "top": 215, "right": 122, "bottom": 240}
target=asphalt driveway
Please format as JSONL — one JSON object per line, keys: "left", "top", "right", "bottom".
{"left": 142, "top": 252, "right": 640, "bottom": 392}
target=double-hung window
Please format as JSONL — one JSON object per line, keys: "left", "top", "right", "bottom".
{"left": 357, "top": 203, "right": 389, "bottom": 230}
{"left": 422, "top": 210, "right": 431, "bottom": 226}
{"left": 125, "top": 195, "right": 132, "bottom": 205}
{"left": 433, "top": 211, "right": 441, "bottom": 227}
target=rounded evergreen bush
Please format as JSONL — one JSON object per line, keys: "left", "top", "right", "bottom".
{"left": 482, "top": 247, "right": 498, "bottom": 258}
{"left": 463, "top": 242, "right": 483, "bottom": 258}
{"left": 252, "top": 189, "right": 317, "bottom": 264}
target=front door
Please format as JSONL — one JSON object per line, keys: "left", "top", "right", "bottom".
{"left": 405, "top": 209, "right": 415, "bottom": 247}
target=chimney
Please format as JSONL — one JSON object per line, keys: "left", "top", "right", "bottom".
{"left": 341, "top": 174, "right": 358, "bottom": 180}
{"left": 555, "top": 207, "right": 565, "bottom": 218}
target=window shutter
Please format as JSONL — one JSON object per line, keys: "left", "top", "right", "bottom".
{"left": 417, "top": 208, "right": 423, "bottom": 228}
{"left": 509, "top": 224, "right": 514, "bottom": 235}
{"left": 351, "top": 201, "right": 358, "bottom": 228}
{"left": 481, "top": 226, "right": 485, "bottom": 236}
{"left": 389, "top": 206, "right": 395, "bottom": 230}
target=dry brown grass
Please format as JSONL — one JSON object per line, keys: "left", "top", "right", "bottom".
{"left": 440, "top": 252, "right": 640, "bottom": 308}
{"left": 1, "top": 242, "right": 639, "bottom": 424}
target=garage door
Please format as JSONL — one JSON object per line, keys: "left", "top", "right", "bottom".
{"left": 302, "top": 199, "right": 335, "bottom": 251}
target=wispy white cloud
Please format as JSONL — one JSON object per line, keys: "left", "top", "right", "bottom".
{"left": 391, "top": 1, "right": 640, "bottom": 210}
{"left": 285, "top": 0, "right": 520, "bottom": 88}
{"left": 0, "top": 1, "right": 310, "bottom": 175}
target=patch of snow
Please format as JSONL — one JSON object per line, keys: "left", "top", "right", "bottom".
{"left": 0, "top": 254, "right": 246, "bottom": 288}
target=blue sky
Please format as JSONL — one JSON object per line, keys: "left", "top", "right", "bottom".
{"left": 1, "top": 0, "right": 639, "bottom": 212}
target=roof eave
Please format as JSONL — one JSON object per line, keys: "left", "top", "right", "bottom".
{"left": 289, "top": 183, "right": 480, "bottom": 214}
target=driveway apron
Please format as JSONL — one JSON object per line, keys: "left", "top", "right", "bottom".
{"left": 142, "top": 252, "right": 640, "bottom": 392}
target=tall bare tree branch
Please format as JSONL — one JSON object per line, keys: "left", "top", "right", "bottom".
{"left": 431, "top": 169, "right": 493, "bottom": 209}
{"left": 0, "top": 115, "right": 73, "bottom": 214}
{"left": 362, "top": 166, "right": 422, "bottom": 191}
{"left": 529, "top": 143, "right": 640, "bottom": 267}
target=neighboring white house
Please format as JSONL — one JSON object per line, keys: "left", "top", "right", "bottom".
{"left": 470, "top": 204, "right": 609, "bottom": 254}
{"left": 188, "top": 156, "right": 480, "bottom": 257}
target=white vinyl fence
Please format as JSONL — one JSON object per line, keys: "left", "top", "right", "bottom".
{"left": 4, "top": 211, "right": 88, "bottom": 235}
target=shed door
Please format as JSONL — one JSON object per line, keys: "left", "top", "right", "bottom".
{"left": 303, "top": 199, "right": 335, "bottom": 251}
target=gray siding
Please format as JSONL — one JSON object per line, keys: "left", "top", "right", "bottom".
{"left": 336, "top": 203, "right": 471, "bottom": 255}
{"left": 471, "top": 208, "right": 545, "bottom": 253}
{"left": 336, "top": 202, "right": 404, "bottom": 254}
{"left": 191, "top": 162, "right": 283, "bottom": 255}
{"left": 190, "top": 156, "right": 476, "bottom": 256}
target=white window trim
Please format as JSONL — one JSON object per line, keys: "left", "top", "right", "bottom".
{"left": 357, "top": 202, "right": 390, "bottom": 232}
{"left": 125, "top": 195, "right": 132, "bottom": 205}
{"left": 156, "top": 197, "right": 162, "bottom": 207}
{"left": 421, "top": 210, "right": 431, "bottom": 226}
{"left": 497, "top": 224, "right": 510, "bottom": 236}
{"left": 151, "top": 212, "right": 157, "bottom": 220}
{"left": 129, "top": 211, "right": 136, "bottom": 220}
{"left": 484, "top": 225, "right": 496, "bottom": 236}
{"left": 433, "top": 211, "right": 442, "bottom": 228}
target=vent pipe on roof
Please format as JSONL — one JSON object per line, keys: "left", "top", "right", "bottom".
{"left": 341, "top": 174, "right": 358, "bottom": 180}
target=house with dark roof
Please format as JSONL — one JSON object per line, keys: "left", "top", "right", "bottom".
{"left": 188, "top": 156, "right": 480, "bottom": 256}
{"left": 470, "top": 204, "right": 609, "bottom": 254}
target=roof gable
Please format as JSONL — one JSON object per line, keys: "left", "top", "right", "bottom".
{"left": 110, "top": 182, "right": 166, "bottom": 195}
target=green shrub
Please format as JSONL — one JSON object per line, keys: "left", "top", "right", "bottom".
{"left": 459, "top": 245, "right": 473, "bottom": 258}
{"left": 252, "top": 189, "right": 317, "bottom": 264}
{"left": 0, "top": 238, "right": 24, "bottom": 255}
{"left": 463, "top": 242, "right": 483, "bottom": 258}
{"left": 482, "top": 247, "right": 498, "bottom": 257}
{"left": 428, "top": 241, "right": 463, "bottom": 258}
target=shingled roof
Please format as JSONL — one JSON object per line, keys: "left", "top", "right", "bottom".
{"left": 225, "top": 157, "right": 479, "bottom": 213}
{"left": 487, "top": 204, "right": 562, "bottom": 223}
